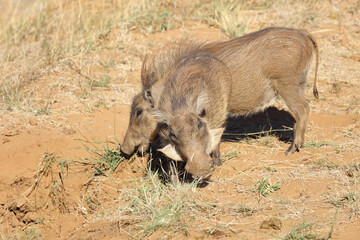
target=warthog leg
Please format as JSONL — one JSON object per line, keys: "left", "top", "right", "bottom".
{"left": 210, "top": 144, "right": 222, "bottom": 166}
{"left": 277, "top": 82, "right": 309, "bottom": 156}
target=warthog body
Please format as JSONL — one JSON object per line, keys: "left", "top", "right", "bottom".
{"left": 122, "top": 27, "right": 319, "bottom": 177}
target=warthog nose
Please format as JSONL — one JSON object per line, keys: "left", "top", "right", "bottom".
{"left": 120, "top": 144, "right": 134, "bottom": 157}
{"left": 185, "top": 161, "right": 213, "bottom": 180}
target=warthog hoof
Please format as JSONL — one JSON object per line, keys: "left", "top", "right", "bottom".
{"left": 285, "top": 143, "right": 301, "bottom": 156}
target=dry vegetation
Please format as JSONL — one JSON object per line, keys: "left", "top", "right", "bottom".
{"left": 1, "top": 0, "right": 360, "bottom": 239}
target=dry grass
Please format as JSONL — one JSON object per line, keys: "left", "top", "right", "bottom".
{"left": 282, "top": 221, "right": 332, "bottom": 240}
{"left": 0, "top": 0, "right": 189, "bottom": 113}
{"left": 197, "top": 0, "right": 326, "bottom": 38}
{"left": 80, "top": 167, "right": 256, "bottom": 239}
{"left": 114, "top": 171, "right": 195, "bottom": 238}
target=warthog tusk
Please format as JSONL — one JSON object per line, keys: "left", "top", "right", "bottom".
{"left": 189, "top": 153, "right": 195, "bottom": 163}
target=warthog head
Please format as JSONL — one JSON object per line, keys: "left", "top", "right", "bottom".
{"left": 120, "top": 93, "right": 157, "bottom": 156}
{"left": 152, "top": 109, "right": 223, "bottom": 180}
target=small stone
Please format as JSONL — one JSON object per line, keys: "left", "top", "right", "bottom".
{"left": 29, "top": 118, "right": 38, "bottom": 126}
{"left": 345, "top": 170, "right": 354, "bottom": 177}
{"left": 260, "top": 217, "right": 282, "bottom": 230}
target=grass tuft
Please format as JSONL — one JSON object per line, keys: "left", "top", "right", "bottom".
{"left": 118, "top": 170, "right": 195, "bottom": 238}
{"left": 283, "top": 221, "right": 331, "bottom": 240}
{"left": 327, "top": 192, "right": 358, "bottom": 208}
{"left": 222, "top": 149, "right": 241, "bottom": 162}
{"left": 314, "top": 158, "right": 339, "bottom": 170}
{"left": 16, "top": 225, "right": 43, "bottom": 240}
{"left": 90, "top": 75, "right": 111, "bottom": 89}
{"left": 251, "top": 178, "right": 281, "bottom": 198}
{"left": 34, "top": 105, "right": 52, "bottom": 116}
{"left": 94, "top": 146, "right": 125, "bottom": 176}
{"left": 75, "top": 138, "right": 127, "bottom": 176}
{"left": 200, "top": 0, "right": 248, "bottom": 38}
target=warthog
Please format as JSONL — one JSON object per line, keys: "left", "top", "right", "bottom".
{"left": 154, "top": 27, "right": 319, "bottom": 179}
{"left": 122, "top": 27, "right": 319, "bottom": 176}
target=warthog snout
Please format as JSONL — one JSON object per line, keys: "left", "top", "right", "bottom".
{"left": 121, "top": 129, "right": 151, "bottom": 156}
{"left": 120, "top": 142, "right": 134, "bottom": 156}
{"left": 184, "top": 155, "right": 214, "bottom": 180}
{"left": 120, "top": 133, "right": 141, "bottom": 156}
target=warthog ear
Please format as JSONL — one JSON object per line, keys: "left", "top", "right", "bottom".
{"left": 148, "top": 108, "right": 168, "bottom": 124}
{"left": 158, "top": 144, "right": 183, "bottom": 161}
{"left": 196, "top": 91, "right": 209, "bottom": 117}
{"left": 209, "top": 128, "right": 224, "bottom": 152}
{"left": 144, "top": 89, "right": 154, "bottom": 107}
{"left": 141, "top": 54, "right": 150, "bottom": 78}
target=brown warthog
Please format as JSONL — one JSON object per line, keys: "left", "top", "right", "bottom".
{"left": 151, "top": 27, "right": 319, "bottom": 179}
{"left": 122, "top": 27, "right": 319, "bottom": 171}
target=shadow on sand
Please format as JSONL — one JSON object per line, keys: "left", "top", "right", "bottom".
{"left": 223, "top": 107, "right": 295, "bottom": 143}
{"left": 147, "top": 107, "right": 295, "bottom": 186}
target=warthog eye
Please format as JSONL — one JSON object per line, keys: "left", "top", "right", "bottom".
{"left": 169, "top": 128, "right": 178, "bottom": 142}
{"left": 135, "top": 108, "right": 143, "bottom": 117}
{"left": 198, "top": 119, "right": 203, "bottom": 129}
